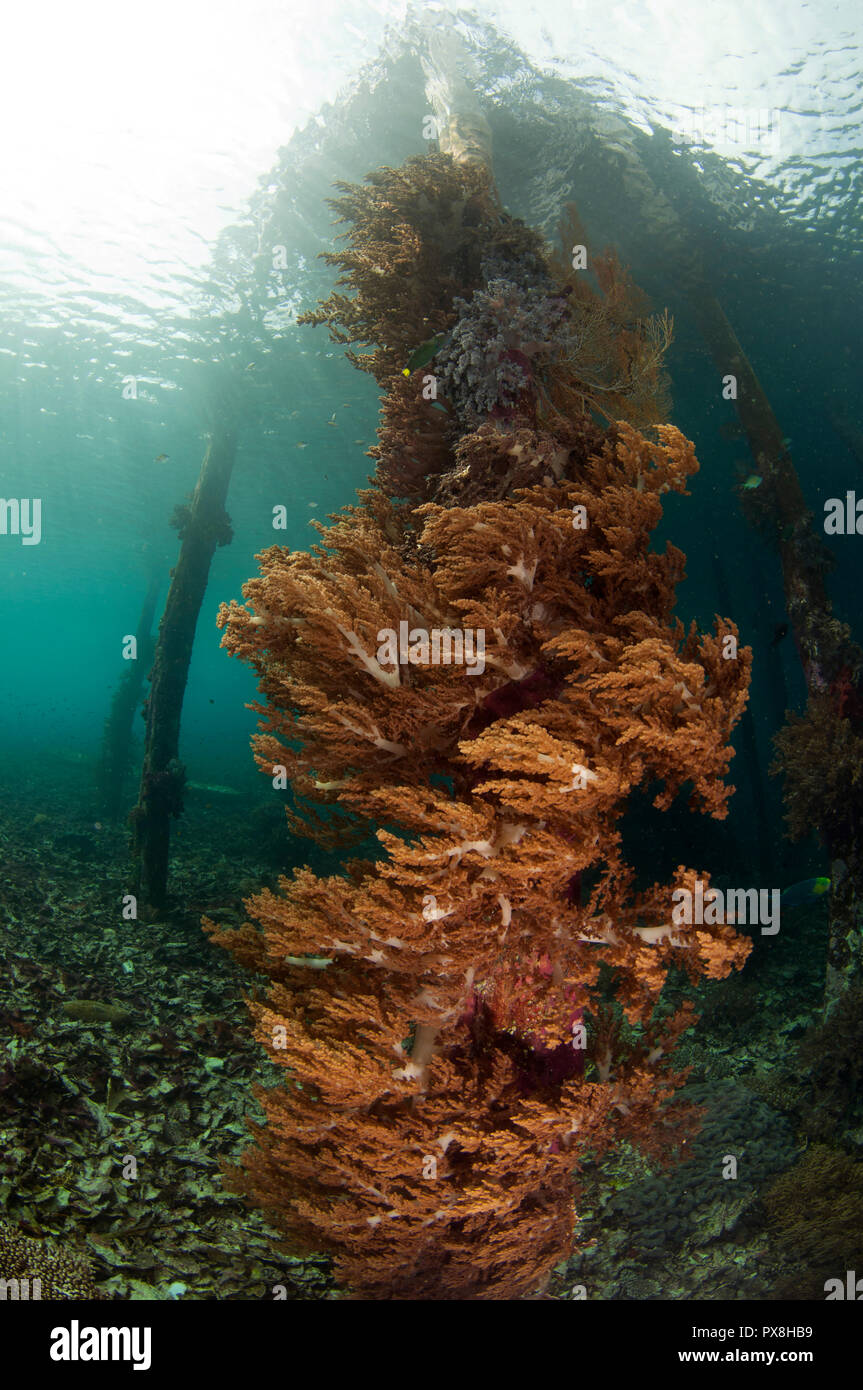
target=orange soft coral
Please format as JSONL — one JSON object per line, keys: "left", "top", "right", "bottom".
{"left": 210, "top": 418, "right": 752, "bottom": 1299}
{"left": 210, "top": 152, "right": 750, "bottom": 1299}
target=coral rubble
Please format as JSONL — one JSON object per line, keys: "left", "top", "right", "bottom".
{"left": 0, "top": 1221, "right": 95, "bottom": 1300}
{"left": 764, "top": 1145, "right": 863, "bottom": 1299}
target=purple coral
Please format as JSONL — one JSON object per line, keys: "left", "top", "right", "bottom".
{"left": 436, "top": 275, "right": 572, "bottom": 427}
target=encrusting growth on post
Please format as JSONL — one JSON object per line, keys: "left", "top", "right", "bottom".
{"left": 208, "top": 154, "right": 752, "bottom": 1299}
{"left": 132, "top": 431, "right": 236, "bottom": 908}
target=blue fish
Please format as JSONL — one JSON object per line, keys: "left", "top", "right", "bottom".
{"left": 780, "top": 876, "right": 831, "bottom": 908}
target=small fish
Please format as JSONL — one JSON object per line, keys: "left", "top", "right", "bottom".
{"left": 742, "top": 474, "right": 762, "bottom": 490}
{"left": 187, "top": 781, "right": 240, "bottom": 796}
{"left": 290, "top": 410, "right": 300, "bottom": 419}
{"left": 154, "top": 453, "right": 169, "bottom": 463}
{"left": 353, "top": 439, "right": 365, "bottom": 445}
{"left": 326, "top": 413, "right": 337, "bottom": 427}
{"left": 769, "top": 622, "right": 788, "bottom": 648}
{"left": 403, "top": 331, "right": 449, "bottom": 376}
{"left": 781, "top": 876, "right": 831, "bottom": 908}
{"left": 296, "top": 442, "right": 308, "bottom": 450}
{"left": 61, "top": 1001, "right": 134, "bottom": 1026}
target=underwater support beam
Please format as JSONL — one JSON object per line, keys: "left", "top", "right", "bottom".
{"left": 97, "top": 573, "right": 160, "bottom": 822}
{"left": 560, "top": 124, "right": 863, "bottom": 1002}
{"left": 421, "top": 20, "right": 495, "bottom": 178}
{"left": 711, "top": 549, "right": 773, "bottom": 876}
{"left": 425, "top": 36, "right": 862, "bottom": 1001}
{"left": 684, "top": 285, "right": 863, "bottom": 1005}
{"left": 133, "top": 430, "right": 236, "bottom": 909}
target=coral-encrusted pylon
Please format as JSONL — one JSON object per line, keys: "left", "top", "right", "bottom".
{"left": 209, "top": 418, "right": 752, "bottom": 1299}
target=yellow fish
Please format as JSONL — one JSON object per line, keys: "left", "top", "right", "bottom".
{"left": 154, "top": 453, "right": 169, "bottom": 463}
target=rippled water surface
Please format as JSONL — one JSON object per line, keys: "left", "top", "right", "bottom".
{"left": 1, "top": 0, "right": 860, "bottom": 770}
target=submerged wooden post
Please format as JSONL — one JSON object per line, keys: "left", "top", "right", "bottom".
{"left": 682, "top": 281, "right": 862, "bottom": 1004}
{"left": 422, "top": 24, "right": 496, "bottom": 179}
{"left": 588, "top": 137, "right": 863, "bottom": 1005}
{"left": 98, "top": 573, "right": 160, "bottom": 821}
{"left": 133, "top": 428, "right": 236, "bottom": 909}
{"left": 428, "top": 31, "right": 862, "bottom": 1004}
